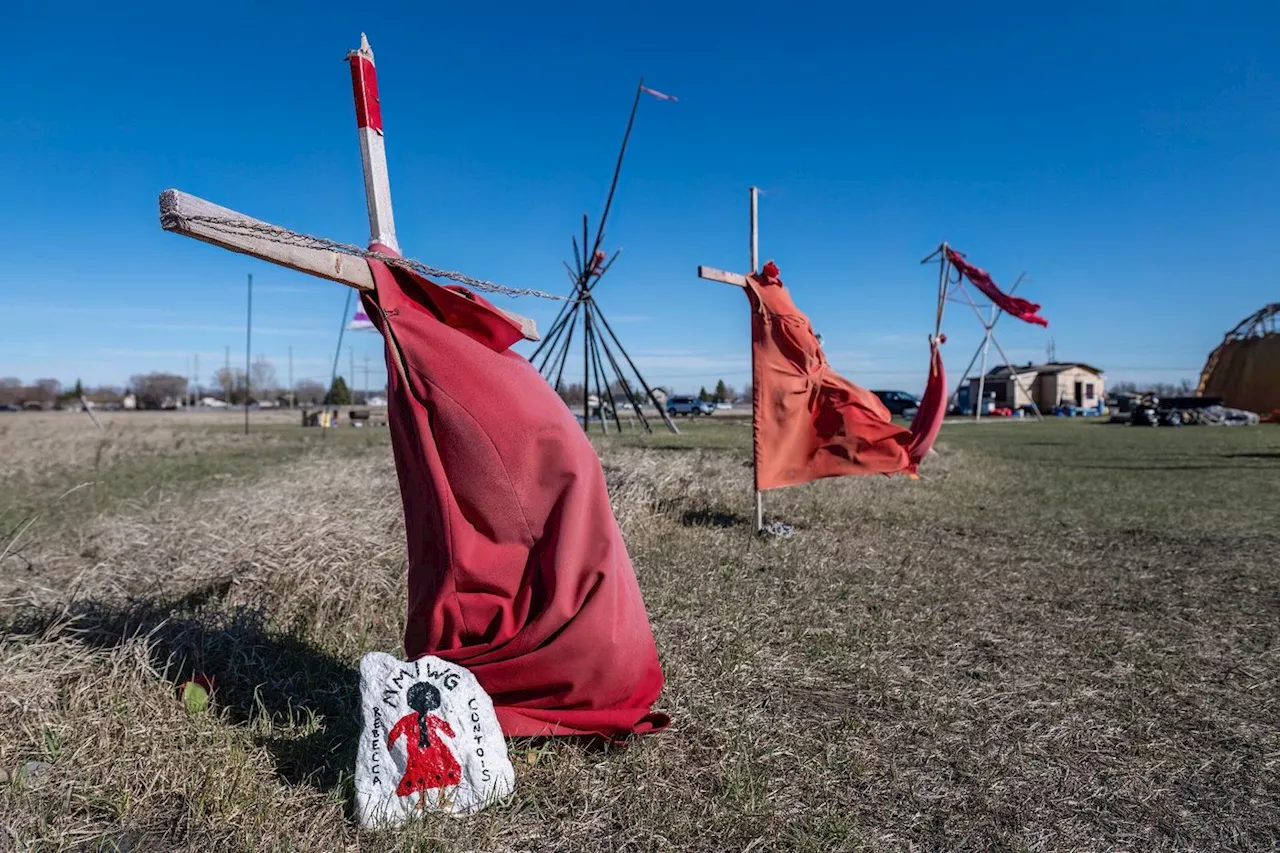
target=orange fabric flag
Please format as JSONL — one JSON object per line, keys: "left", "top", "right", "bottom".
{"left": 746, "top": 262, "right": 916, "bottom": 490}
{"left": 907, "top": 336, "right": 947, "bottom": 474}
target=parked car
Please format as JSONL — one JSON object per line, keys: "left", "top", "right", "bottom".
{"left": 666, "top": 396, "right": 717, "bottom": 417}
{"left": 872, "top": 390, "right": 920, "bottom": 418}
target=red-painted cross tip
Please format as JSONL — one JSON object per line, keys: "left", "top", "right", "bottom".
{"left": 346, "top": 34, "right": 383, "bottom": 133}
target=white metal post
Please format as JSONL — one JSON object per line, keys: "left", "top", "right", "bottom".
{"left": 974, "top": 324, "right": 992, "bottom": 422}
{"left": 346, "top": 34, "right": 399, "bottom": 253}
{"left": 749, "top": 186, "right": 763, "bottom": 534}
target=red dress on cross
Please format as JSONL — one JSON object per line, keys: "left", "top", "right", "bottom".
{"left": 358, "top": 247, "right": 669, "bottom": 740}
{"left": 745, "top": 262, "right": 918, "bottom": 489}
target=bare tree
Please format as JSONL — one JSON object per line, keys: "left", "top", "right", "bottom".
{"left": 214, "top": 367, "right": 248, "bottom": 405}
{"left": 294, "top": 380, "right": 326, "bottom": 405}
{"left": 0, "top": 377, "right": 23, "bottom": 406}
{"left": 129, "top": 373, "right": 189, "bottom": 409}
{"left": 84, "top": 385, "right": 124, "bottom": 405}
{"left": 18, "top": 379, "right": 64, "bottom": 409}
{"left": 250, "top": 357, "right": 278, "bottom": 400}
{"left": 556, "top": 383, "right": 586, "bottom": 406}
{"left": 1110, "top": 379, "right": 1195, "bottom": 397}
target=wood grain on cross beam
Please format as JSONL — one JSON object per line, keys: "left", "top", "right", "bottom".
{"left": 158, "top": 189, "right": 540, "bottom": 341}
{"left": 696, "top": 265, "right": 748, "bottom": 288}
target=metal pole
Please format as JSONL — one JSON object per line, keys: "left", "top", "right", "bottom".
{"left": 749, "top": 186, "right": 763, "bottom": 533}
{"left": 582, "top": 296, "right": 591, "bottom": 432}
{"left": 244, "top": 273, "right": 252, "bottom": 435}
{"left": 328, "top": 288, "right": 353, "bottom": 430}
{"left": 974, "top": 328, "right": 991, "bottom": 422}
{"left": 946, "top": 338, "right": 987, "bottom": 414}
{"left": 750, "top": 187, "right": 760, "bottom": 274}
{"left": 934, "top": 243, "right": 949, "bottom": 339}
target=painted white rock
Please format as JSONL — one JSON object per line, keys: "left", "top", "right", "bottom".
{"left": 355, "top": 651, "right": 515, "bottom": 827}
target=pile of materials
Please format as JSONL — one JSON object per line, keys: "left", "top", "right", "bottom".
{"left": 1127, "top": 396, "right": 1259, "bottom": 427}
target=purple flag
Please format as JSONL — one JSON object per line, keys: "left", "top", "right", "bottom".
{"left": 348, "top": 306, "right": 376, "bottom": 332}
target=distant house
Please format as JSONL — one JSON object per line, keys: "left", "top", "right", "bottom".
{"left": 969, "top": 362, "right": 1105, "bottom": 412}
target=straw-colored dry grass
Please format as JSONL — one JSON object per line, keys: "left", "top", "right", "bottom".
{"left": 1, "top": 412, "right": 1278, "bottom": 851}
{"left": 0, "top": 410, "right": 308, "bottom": 486}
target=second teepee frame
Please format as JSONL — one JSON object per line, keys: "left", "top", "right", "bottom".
{"left": 921, "top": 242, "right": 1044, "bottom": 421}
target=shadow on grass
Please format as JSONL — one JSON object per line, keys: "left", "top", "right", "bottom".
{"left": 2, "top": 581, "right": 359, "bottom": 794}
{"left": 679, "top": 508, "right": 751, "bottom": 529}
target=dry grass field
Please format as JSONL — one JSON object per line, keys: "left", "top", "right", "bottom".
{"left": 1, "top": 410, "right": 1278, "bottom": 852}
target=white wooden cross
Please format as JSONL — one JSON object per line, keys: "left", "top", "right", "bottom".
{"left": 158, "top": 33, "right": 538, "bottom": 341}
{"left": 696, "top": 186, "right": 765, "bottom": 533}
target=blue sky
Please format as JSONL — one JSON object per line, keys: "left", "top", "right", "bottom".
{"left": 2, "top": 1, "right": 1277, "bottom": 396}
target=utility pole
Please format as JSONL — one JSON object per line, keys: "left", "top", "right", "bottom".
{"left": 224, "top": 345, "right": 231, "bottom": 405}
{"left": 362, "top": 354, "right": 369, "bottom": 403}
{"left": 349, "top": 345, "right": 355, "bottom": 404}
{"left": 194, "top": 353, "right": 200, "bottom": 407}
{"left": 245, "top": 273, "right": 252, "bottom": 435}
{"left": 288, "top": 345, "right": 294, "bottom": 409}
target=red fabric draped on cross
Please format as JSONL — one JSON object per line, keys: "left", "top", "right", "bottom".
{"left": 358, "top": 245, "right": 668, "bottom": 740}
{"left": 945, "top": 248, "right": 1048, "bottom": 327}
{"left": 747, "top": 261, "right": 922, "bottom": 488}
{"left": 907, "top": 336, "right": 947, "bottom": 474}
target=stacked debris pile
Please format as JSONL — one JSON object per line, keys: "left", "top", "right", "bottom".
{"left": 1125, "top": 396, "right": 1260, "bottom": 427}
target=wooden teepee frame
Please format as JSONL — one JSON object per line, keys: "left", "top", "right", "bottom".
{"left": 529, "top": 80, "right": 678, "bottom": 435}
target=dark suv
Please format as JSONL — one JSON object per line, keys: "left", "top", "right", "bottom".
{"left": 872, "top": 390, "right": 919, "bottom": 417}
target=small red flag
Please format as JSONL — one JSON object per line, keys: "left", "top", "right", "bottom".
{"left": 641, "top": 86, "right": 677, "bottom": 102}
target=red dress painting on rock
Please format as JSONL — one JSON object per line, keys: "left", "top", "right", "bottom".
{"left": 387, "top": 712, "right": 461, "bottom": 796}
{"left": 387, "top": 681, "right": 462, "bottom": 797}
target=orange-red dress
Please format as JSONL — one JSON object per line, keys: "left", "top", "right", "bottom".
{"left": 745, "top": 262, "right": 918, "bottom": 489}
